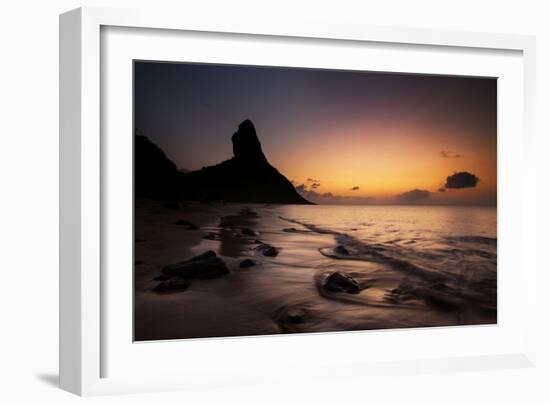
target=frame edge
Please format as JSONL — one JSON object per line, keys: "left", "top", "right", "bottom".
{"left": 60, "top": 5, "right": 538, "bottom": 395}
{"left": 59, "top": 7, "right": 83, "bottom": 396}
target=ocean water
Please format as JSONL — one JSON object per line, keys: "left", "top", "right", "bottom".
{"left": 195, "top": 204, "right": 497, "bottom": 334}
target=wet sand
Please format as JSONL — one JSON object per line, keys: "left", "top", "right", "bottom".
{"left": 134, "top": 200, "right": 496, "bottom": 341}
{"left": 134, "top": 200, "right": 285, "bottom": 340}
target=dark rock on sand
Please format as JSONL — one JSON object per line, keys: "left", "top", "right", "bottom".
{"left": 334, "top": 245, "right": 350, "bottom": 255}
{"left": 181, "top": 120, "right": 313, "bottom": 204}
{"left": 241, "top": 228, "right": 259, "bottom": 237}
{"left": 161, "top": 251, "right": 230, "bottom": 279}
{"left": 283, "top": 227, "right": 298, "bottom": 233}
{"left": 281, "top": 306, "right": 308, "bottom": 324}
{"left": 218, "top": 215, "right": 242, "bottom": 228}
{"left": 175, "top": 219, "right": 198, "bottom": 230}
{"left": 203, "top": 232, "right": 222, "bottom": 241}
{"left": 255, "top": 243, "right": 280, "bottom": 257}
{"left": 153, "top": 277, "right": 191, "bottom": 292}
{"left": 276, "top": 304, "right": 311, "bottom": 332}
{"left": 323, "top": 272, "right": 361, "bottom": 294}
{"left": 431, "top": 282, "right": 452, "bottom": 292}
{"left": 218, "top": 219, "right": 231, "bottom": 228}
{"left": 239, "top": 208, "right": 259, "bottom": 217}
{"left": 239, "top": 258, "right": 257, "bottom": 268}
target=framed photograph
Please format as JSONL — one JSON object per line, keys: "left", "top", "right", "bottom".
{"left": 60, "top": 7, "right": 537, "bottom": 396}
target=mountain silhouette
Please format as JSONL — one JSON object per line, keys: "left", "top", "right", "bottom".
{"left": 184, "top": 120, "right": 311, "bottom": 204}
{"left": 135, "top": 134, "right": 182, "bottom": 201}
{"left": 135, "top": 120, "right": 312, "bottom": 204}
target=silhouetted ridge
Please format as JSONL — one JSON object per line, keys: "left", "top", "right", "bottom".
{"left": 183, "top": 120, "right": 312, "bottom": 204}
{"left": 134, "top": 135, "right": 183, "bottom": 201}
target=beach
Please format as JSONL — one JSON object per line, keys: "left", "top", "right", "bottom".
{"left": 134, "top": 200, "right": 497, "bottom": 341}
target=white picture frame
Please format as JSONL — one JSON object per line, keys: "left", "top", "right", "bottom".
{"left": 59, "top": 6, "right": 537, "bottom": 396}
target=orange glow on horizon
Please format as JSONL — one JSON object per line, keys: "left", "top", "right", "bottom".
{"left": 267, "top": 122, "right": 496, "bottom": 205}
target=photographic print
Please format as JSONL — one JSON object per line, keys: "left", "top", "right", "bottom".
{"left": 133, "top": 61, "right": 497, "bottom": 341}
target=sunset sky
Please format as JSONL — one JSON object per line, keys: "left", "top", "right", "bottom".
{"left": 134, "top": 61, "right": 497, "bottom": 206}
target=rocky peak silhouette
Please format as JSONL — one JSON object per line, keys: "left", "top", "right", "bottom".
{"left": 135, "top": 120, "right": 312, "bottom": 205}
{"left": 231, "top": 119, "right": 267, "bottom": 163}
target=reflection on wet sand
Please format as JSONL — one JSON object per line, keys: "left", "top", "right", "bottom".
{"left": 134, "top": 201, "right": 497, "bottom": 341}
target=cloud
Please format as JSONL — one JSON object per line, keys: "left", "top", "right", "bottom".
{"left": 350, "top": 186, "right": 360, "bottom": 191}
{"left": 440, "top": 150, "right": 464, "bottom": 158}
{"left": 444, "top": 171, "right": 479, "bottom": 189}
{"left": 295, "top": 184, "right": 371, "bottom": 205}
{"left": 396, "top": 189, "right": 431, "bottom": 203}
{"left": 299, "top": 178, "right": 321, "bottom": 190}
